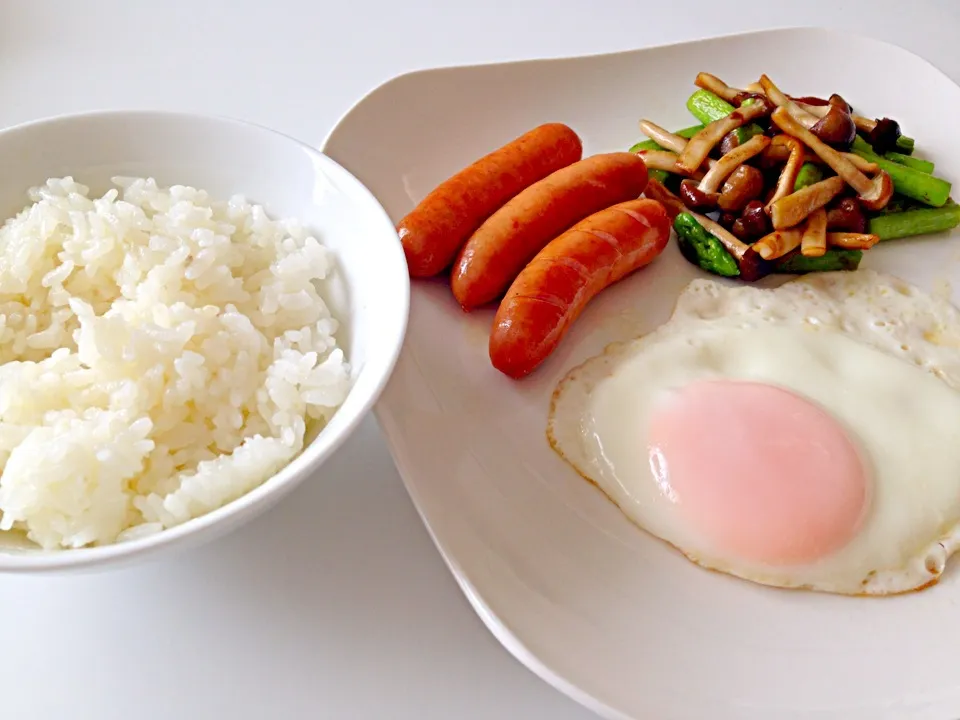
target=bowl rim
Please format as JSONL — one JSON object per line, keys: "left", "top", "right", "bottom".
{"left": 0, "top": 108, "right": 411, "bottom": 572}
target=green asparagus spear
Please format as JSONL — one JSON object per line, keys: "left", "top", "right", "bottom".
{"left": 773, "top": 250, "right": 863, "bottom": 274}
{"left": 851, "top": 137, "right": 951, "bottom": 207}
{"left": 850, "top": 134, "right": 928, "bottom": 170}
{"left": 895, "top": 135, "right": 915, "bottom": 154}
{"left": 686, "top": 90, "right": 764, "bottom": 149}
{"left": 883, "top": 150, "right": 933, "bottom": 174}
{"left": 686, "top": 90, "right": 735, "bottom": 123}
{"left": 673, "top": 213, "right": 740, "bottom": 277}
{"left": 628, "top": 125, "right": 703, "bottom": 153}
{"left": 794, "top": 163, "right": 824, "bottom": 191}
{"left": 868, "top": 205, "right": 960, "bottom": 240}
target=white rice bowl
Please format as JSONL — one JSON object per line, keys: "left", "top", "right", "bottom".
{"left": 0, "top": 176, "right": 351, "bottom": 550}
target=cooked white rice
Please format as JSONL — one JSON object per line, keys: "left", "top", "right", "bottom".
{"left": 0, "top": 176, "right": 351, "bottom": 550}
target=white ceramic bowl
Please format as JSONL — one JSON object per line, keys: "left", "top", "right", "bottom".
{"left": 0, "top": 110, "right": 409, "bottom": 572}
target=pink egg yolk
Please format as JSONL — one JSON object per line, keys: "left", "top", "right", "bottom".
{"left": 647, "top": 379, "right": 869, "bottom": 566}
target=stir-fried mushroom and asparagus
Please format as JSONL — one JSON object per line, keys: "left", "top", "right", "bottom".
{"left": 630, "top": 73, "right": 958, "bottom": 280}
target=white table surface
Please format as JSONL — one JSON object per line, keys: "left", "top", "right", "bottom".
{"left": 1, "top": 2, "right": 958, "bottom": 718}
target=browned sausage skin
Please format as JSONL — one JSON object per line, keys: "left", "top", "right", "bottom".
{"left": 451, "top": 152, "right": 649, "bottom": 310}
{"left": 489, "top": 199, "right": 671, "bottom": 379}
{"left": 397, "top": 123, "right": 582, "bottom": 278}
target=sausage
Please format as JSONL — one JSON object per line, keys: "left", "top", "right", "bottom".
{"left": 489, "top": 199, "right": 671, "bottom": 379}
{"left": 451, "top": 152, "right": 649, "bottom": 310}
{"left": 396, "top": 123, "right": 582, "bottom": 277}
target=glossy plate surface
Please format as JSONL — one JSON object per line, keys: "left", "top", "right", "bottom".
{"left": 324, "top": 28, "right": 960, "bottom": 719}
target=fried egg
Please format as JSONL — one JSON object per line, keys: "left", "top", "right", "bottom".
{"left": 548, "top": 270, "right": 960, "bottom": 595}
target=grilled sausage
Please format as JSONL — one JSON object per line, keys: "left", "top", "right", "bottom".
{"left": 396, "top": 123, "right": 582, "bottom": 277}
{"left": 489, "top": 199, "right": 670, "bottom": 379}
{"left": 451, "top": 152, "right": 649, "bottom": 310}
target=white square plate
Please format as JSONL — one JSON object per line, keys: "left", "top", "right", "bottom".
{"left": 323, "top": 27, "right": 960, "bottom": 720}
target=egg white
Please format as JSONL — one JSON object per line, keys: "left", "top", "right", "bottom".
{"left": 548, "top": 270, "right": 960, "bottom": 595}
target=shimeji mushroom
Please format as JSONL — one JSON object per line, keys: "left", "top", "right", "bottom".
{"left": 771, "top": 107, "right": 893, "bottom": 210}
{"left": 636, "top": 149, "right": 707, "bottom": 179}
{"left": 679, "top": 134, "right": 770, "bottom": 210}
{"left": 844, "top": 154, "right": 879, "bottom": 173}
{"left": 826, "top": 198, "right": 868, "bottom": 233}
{"left": 676, "top": 100, "right": 772, "bottom": 174}
{"left": 718, "top": 165, "right": 766, "bottom": 212}
{"left": 786, "top": 92, "right": 907, "bottom": 153}
{"left": 764, "top": 135, "right": 806, "bottom": 210}
{"left": 693, "top": 72, "right": 770, "bottom": 114}
{"left": 768, "top": 176, "right": 846, "bottom": 229}
{"left": 638, "top": 120, "right": 699, "bottom": 154}
{"left": 760, "top": 141, "right": 875, "bottom": 172}
{"left": 643, "top": 178, "right": 689, "bottom": 220}
{"left": 800, "top": 208, "right": 828, "bottom": 257}
{"left": 757, "top": 78, "right": 857, "bottom": 149}
{"left": 790, "top": 95, "right": 857, "bottom": 146}
{"left": 733, "top": 200, "right": 771, "bottom": 241}
{"left": 760, "top": 141, "right": 817, "bottom": 168}
{"left": 793, "top": 96, "right": 830, "bottom": 110}
{"left": 637, "top": 120, "right": 718, "bottom": 171}
{"left": 759, "top": 75, "right": 821, "bottom": 127}
{"left": 827, "top": 232, "right": 880, "bottom": 250}
{"left": 809, "top": 95, "right": 857, "bottom": 148}
{"left": 854, "top": 116, "right": 903, "bottom": 153}
{"left": 695, "top": 72, "right": 750, "bottom": 104}
{"left": 753, "top": 228, "right": 804, "bottom": 260}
